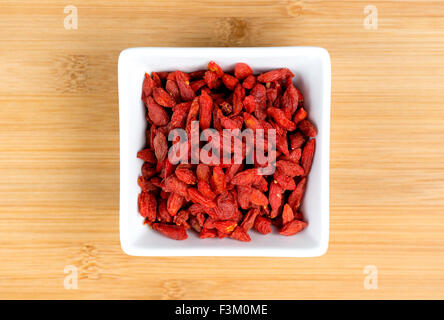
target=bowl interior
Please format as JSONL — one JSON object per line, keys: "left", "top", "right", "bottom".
{"left": 119, "top": 47, "right": 330, "bottom": 256}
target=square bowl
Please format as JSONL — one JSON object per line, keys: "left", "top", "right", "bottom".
{"left": 118, "top": 47, "right": 330, "bottom": 257}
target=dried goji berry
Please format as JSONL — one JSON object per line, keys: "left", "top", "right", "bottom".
{"left": 190, "top": 79, "right": 206, "bottom": 92}
{"left": 199, "top": 90, "right": 213, "bottom": 130}
{"left": 165, "top": 79, "right": 181, "bottom": 103}
{"left": 242, "top": 74, "right": 256, "bottom": 89}
{"left": 189, "top": 216, "right": 202, "bottom": 233}
{"left": 243, "top": 95, "right": 256, "bottom": 114}
{"left": 163, "top": 174, "right": 189, "bottom": 199}
{"left": 141, "top": 163, "right": 156, "bottom": 179}
{"left": 188, "top": 188, "right": 217, "bottom": 208}
{"left": 290, "top": 132, "right": 306, "bottom": 149}
{"left": 157, "top": 199, "right": 172, "bottom": 223}
{"left": 213, "top": 220, "right": 237, "bottom": 234}
{"left": 197, "top": 180, "right": 217, "bottom": 200}
{"left": 234, "top": 63, "right": 253, "bottom": 80}
{"left": 153, "top": 132, "right": 168, "bottom": 162}
{"left": 249, "top": 188, "right": 268, "bottom": 207}
{"left": 298, "top": 119, "right": 317, "bottom": 137}
{"left": 254, "top": 216, "right": 272, "bottom": 234}
{"left": 268, "top": 182, "right": 283, "bottom": 212}
{"left": 171, "top": 101, "right": 191, "bottom": 128}
{"left": 138, "top": 191, "right": 157, "bottom": 222}
{"left": 237, "top": 185, "right": 252, "bottom": 210}
{"left": 145, "top": 96, "right": 170, "bottom": 126}
{"left": 208, "top": 61, "right": 224, "bottom": 77}
{"left": 301, "top": 139, "right": 315, "bottom": 175}
{"left": 250, "top": 84, "right": 266, "bottom": 120}
{"left": 280, "top": 148, "right": 301, "bottom": 164}
{"left": 204, "top": 71, "right": 218, "bottom": 89}
{"left": 151, "top": 72, "right": 161, "bottom": 87}
{"left": 276, "top": 160, "right": 304, "bottom": 177}
{"left": 222, "top": 74, "right": 239, "bottom": 91}
{"left": 196, "top": 164, "right": 211, "bottom": 182}
{"left": 240, "top": 208, "right": 260, "bottom": 231}
{"left": 167, "top": 192, "right": 185, "bottom": 216}
{"left": 280, "top": 220, "right": 307, "bottom": 236}
{"left": 200, "top": 227, "right": 217, "bottom": 239}
{"left": 230, "top": 168, "right": 258, "bottom": 186}
{"left": 142, "top": 73, "right": 156, "bottom": 100}
{"left": 173, "top": 209, "right": 189, "bottom": 226}
{"left": 230, "top": 226, "right": 251, "bottom": 242}
{"left": 138, "top": 176, "right": 158, "bottom": 192}
{"left": 273, "top": 170, "right": 296, "bottom": 191}
{"left": 137, "top": 149, "right": 157, "bottom": 164}
{"left": 288, "top": 177, "right": 306, "bottom": 211}
{"left": 293, "top": 107, "right": 307, "bottom": 123}
{"left": 257, "top": 69, "right": 287, "bottom": 83}
{"left": 153, "top": 223, "right": 188, "bottom": 240}
{"left": 267, "top": 107, "right": 296, "bottom": 131}
{"left": 282, "top": 204, "right": 294, "bottom": 225}
{"left": 232, "top": 84, "right": 244, "bottom": 114}
{"left": 176, "top": 71, "right": 196, "bottom": 101}
{"left": 210, "top": 167, "right": 226, "bottom": 194}
{"left": 175, "top": 167, "right": 197, "bottom": 185}
{"left": 153, "top": 87, "right": 176, "bottom": 108}
{"left": 281, "top": 84, "right": 299, "bottom": 115}
{"left": 214, "top": 192, "right": 237, "bottom": 220}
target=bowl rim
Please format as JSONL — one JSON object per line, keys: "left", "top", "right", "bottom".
{"left": 118, "top": 46, "right": 331, "bottom": 257}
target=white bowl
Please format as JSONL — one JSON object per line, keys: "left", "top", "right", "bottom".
{"left": 118, "top": 47, "right": 331, "bottom": 257}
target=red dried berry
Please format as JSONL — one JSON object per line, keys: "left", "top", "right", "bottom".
{"left": 196, "top": 164, "right": 211, "bottom": 182}
{"left": 176, "top": 71, "right": 196, "bottom": 101}
{"left": 208, "top": 61, "right": 224, "bottom": 77}
{"left": 222, "top": 74, "right": 239, "bottom": 91}
{"left": 234, "top": 63, "right": 253, "bottom": 80}
{"left": 298, "top": 119, "right": 317, "bottom": 137}
{"left": 188, "top": 188, "right": 217, "bottom": 208}
{"left": 200, "top": 227, "right": 217, "bottom": 239}
{"left": 153, "top": 223, "right": 188, "bottom": 240}
{"left": 199, "top": 90, "right": 213, "bottom": 130}
{"left": 288, "top": 177, "right": 306, "bottom": 212}
{"left": 153, "top": 132, "right": 168, "bottom": 162}
{"left": 145, "top": 97, "right": 170, "bottom": 126}
{"left": 280, "top": 220, "right": 307, "bottom": 236}
{"left": 240, "top": 208, "right": 260, "bottom": 231}
{"left": 282, "top": 204, "right": 295, "bottom": 225}
{"left": 301, "top": 139, "right": 315, "bottom": 175}
{"left": 138, "top": 192, "right": 157, "bottom": 222}
{"left": 167, "top": 192, "right": 185, "bottom": 216}
{"left": 249, "top": 188, "right": 268, "bottom": 207}
{"left": 175, "top": 167, "right": 197, "bottom": 185}
{"left": 137, "top": 149, "right": 157, "bottom": 164}
{"left": 153, "top": 87, "right": 176, "bottom": 107}
{"left": 213, "top": 220, "right": 237, "bottom": 234}
{"left": 267, "top": 107, "right": 296, "bottom": 131}
{"left": 257, "top": 69, "right": 287, "bottom": 83}
{"left": 254, "top": 216, "right": 272, "bottom": 234}
{"left": 230, "top": 226, "right": 251, "bottom": 242}
{"left": 242, "top": 75, "right": 256, "bottom": 89}
{"left": 276, "top": 160, "right": 304, "bottom": 177}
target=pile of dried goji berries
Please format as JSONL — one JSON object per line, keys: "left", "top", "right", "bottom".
{"left": 137, "top": 61, "right": 316, "bottom": 241}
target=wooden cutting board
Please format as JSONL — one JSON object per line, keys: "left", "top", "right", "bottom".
{"left": 0, "top": 0, "right": 443, "bottom": 299}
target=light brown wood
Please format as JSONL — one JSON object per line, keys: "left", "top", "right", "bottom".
{"left": 0, "top": 0, "right": 444, "bottom": 299}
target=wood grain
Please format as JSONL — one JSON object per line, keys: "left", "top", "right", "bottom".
{"left": 0, "top": 0, "right": 443, "bottom": 299}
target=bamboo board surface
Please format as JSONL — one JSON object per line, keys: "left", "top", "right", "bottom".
{"left": 0, "top": 0, "right": 444, "bottom": 299}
